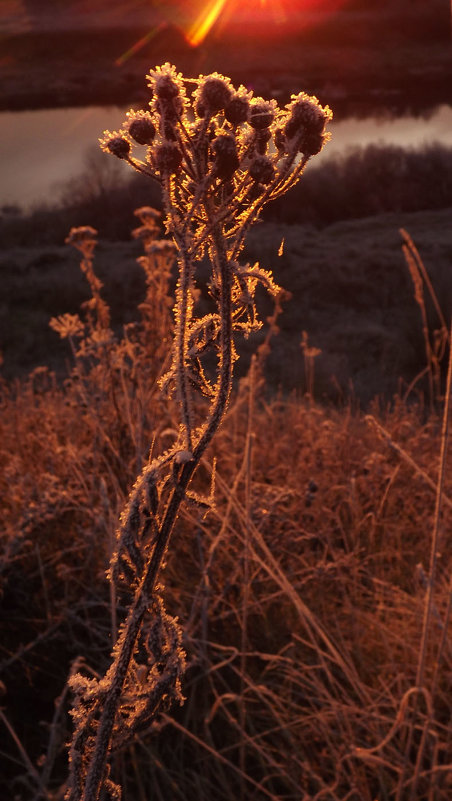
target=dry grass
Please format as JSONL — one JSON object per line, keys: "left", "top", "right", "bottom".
{"left": 0, "top": 215, "right": 451, "bottom": 799}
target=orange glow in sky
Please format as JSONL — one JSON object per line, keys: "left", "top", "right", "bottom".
{"left": 187, "top": 0, "right": 229, "bottom": 46}
{"left": 184, "top": 0, "right": 351, "bottom": 47}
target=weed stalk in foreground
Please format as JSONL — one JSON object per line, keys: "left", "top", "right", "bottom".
{"left": 64, "top": 63, "right": 332, "bottom": 801}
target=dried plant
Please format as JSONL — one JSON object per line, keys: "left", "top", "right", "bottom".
{"left": 400, "top": 227, "right": 450, "bottom": 408}
{"left": 60, "top": 64, "right": 332, "bottom": 801}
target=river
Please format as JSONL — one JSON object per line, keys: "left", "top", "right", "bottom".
{"left": 2, "top": 103, "right": 452, "bottom": 210}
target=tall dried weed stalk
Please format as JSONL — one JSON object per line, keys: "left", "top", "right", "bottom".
{"left": 400, "top": 228, "right": 450, "bottom": 409}
{"left": 62, "top": 63, "right": 332, "bottom": 800}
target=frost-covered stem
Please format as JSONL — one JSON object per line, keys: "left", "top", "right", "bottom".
{"left": 80, "top": 218, "right": 233, "bottom": 801}
{"left": 231, "top": 154, "right": 309, "bottom": 260}
{"left": 174, "top": 241, "right": 194, "bottom": 451}
{"left": 74, "top": 66, "right": 333, "bottom": 801}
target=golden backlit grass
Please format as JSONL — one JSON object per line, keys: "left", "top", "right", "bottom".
{"left": 0, "top": 229, "right": 450, "bottom": 798}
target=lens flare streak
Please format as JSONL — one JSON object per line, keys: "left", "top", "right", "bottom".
{"left": 115, "top": 23, "right": 166, "bottom": 67}
{"left": 187, "top": 0, "right": 229, "bottom": 47}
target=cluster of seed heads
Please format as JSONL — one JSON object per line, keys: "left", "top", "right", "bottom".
{"left": 100, "top": 63, "right": 332, "bottom": 216}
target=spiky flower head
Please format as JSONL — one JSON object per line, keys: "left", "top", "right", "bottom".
{"left": 147, "top": 63, "right": 186, "bottom": 124}
{"left": 154, "top": 142, "right": 182, "bottom": 175}
{"left": 224, "top": 92, "right": 251, "bottom": 125}
{"left": 147, "top": 62, "right": 182, "bottom": 100}
{"left": 126, "top": 110, "right": 156, "bottom": 145}
{"left": 99, "top": 130, "right": 131, "bottom": 159}
{"left": 249, "top": 98, "right": 277, "bottom": 130}
{"left": 211, "top": 133, "right": 240, "bottom": 180}
{"left": 196, "top": 73, "right": 233, "bottom": 114}
{"left": 284, "top": 92, "right": 332, "bottom": 141}
{"left": 300, "top": 131, "right": 328, "bottom": 156}
{"left": 248, "top": 155, "right": 274, "bottom": 185}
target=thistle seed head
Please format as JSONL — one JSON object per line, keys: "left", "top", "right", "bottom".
{"left": 285, "top": 93, "right": 332, "bottom": 141}
{"left": 198, "top": 74, "right": 233, "bottom": 113}
{"left": 211, "top": 133, "right": 240, "bottom": 180}
{"left": 249, "top": 98, "right": 276, "bottom": 130}
{"left": 273, "top": 127, "right": 286, "bottom": 151}
{"left": 248, "top": 155, "right": 274, "bottom": 184}
{"left": 247, "top": 182, "right": 264, "bottom": 201}
{"left": 156, "top": 94, "right": 184, "bottom": 122}
{"left": 300, "top": 131, "right": 327, "bottom": 156}
{"left": 224, "top": 94, "right": 250, "bottom": 125}
{"left": 153, "top": 73, "right": 180, "bottom": 100}
{"left": 155, "top": 142, "right": 182, "bottom": 175}
{"left": 127, "top": 113, "right": 156, "bottom": 145}
{"left": 195, "top": 101, "right": 206, "bottom": 118}
{"left": 99, "top": 131, "right": 131, "bottom": 159}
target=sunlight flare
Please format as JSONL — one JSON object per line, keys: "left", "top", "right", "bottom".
{"left": 187, "top": 0, "right": 229, "bottom": 46}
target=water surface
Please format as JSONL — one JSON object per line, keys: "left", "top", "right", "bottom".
{"left": 2, "top": 104, "right": 452, "bottom": 210}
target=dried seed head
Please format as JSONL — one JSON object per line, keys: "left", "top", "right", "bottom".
{"left": 249, "top": 98, "right": 276, "bottom": 130}
{"left": 155, "top": 142, "right": 182, "bottom": 174}
{"left": 224, "top": 94, "right": 250, "bottom": 125}
{"left": 157, "top": 96, "right": 184, "bottom": 123}
{"left": 198, "top": 74, "right": 233, "bottom": 113}
{"left": 195, "top": 101, "right": 206, "bottom": 118}
{"left": 154, "top": 73, "right": 180, "bottom": 100}
{"left": 248, "top": 155, "right": 274, "bottom": 184}
{"left": 211, "top": 133, "right": 240, "bottom": 180}
{"left": 147, "top": 64, "right": 185, "bottom": 123}
{"left": 247, "top": 182, "right": 264, "bottom": 201}
{"left": 300, "top": 131, "right": 327, "bottom": 156}
{"left": 134, "top": 206, "right": 161, "bottom": 222}
{"left": 273, "top": 127, "right": 286, "bottom": 151}
{"left": 65, "top": 226, "right": 98, "bottom": 245}
{"left": 127, "top": 113, "right": 156, "bottom": 145}
{"left": 285, "top": 93, "right": 332, "bottom": 141}
{"left": 100, "top": 131, "right": 131, "bottom": 159}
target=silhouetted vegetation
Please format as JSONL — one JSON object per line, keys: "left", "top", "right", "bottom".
{"left": 2, "top": 141, "right": 452, "bottom": 250}
{"left": 266, "top": 142, "right": 452, "bottom": 226}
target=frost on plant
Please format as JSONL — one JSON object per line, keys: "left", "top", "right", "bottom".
{"left": 66, "top": 64, "right": 332, "bottom": 801}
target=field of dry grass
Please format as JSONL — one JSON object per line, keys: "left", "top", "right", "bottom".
{"left": 0, "top": 211, "right": 451, "bottom": 799}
